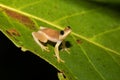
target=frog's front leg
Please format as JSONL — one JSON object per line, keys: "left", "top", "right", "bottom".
{"left": 55, "top": 41, "right": 64, "bottom": 63}
{"left": 61, "top": 41, "right": 70, "bottom": 54}
{"left": 32, "top": 32, "right": 50, "bottom": 52}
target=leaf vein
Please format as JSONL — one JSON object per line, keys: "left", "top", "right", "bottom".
{"left": 81, "top": 46, "right": 106, "bottom": 80}
{"left": 72, "top": 32, "right": 120, "bottom": 56}
{"left": 72, "top": 35, "right": 106, "bottom": 80}
{"left": 53, "top": 9, "right": 95, "bottom": 23}
{"left": 91, "top": 27, "right": 120, "bottom": 40}
{"left": 0, "top": 4, "right": 119, "bottom": 56}
{"left": 53, "top": 11, "right": 86, "bottom": 23}
{"left": 18, "top": 0, "right": 43, "bottom": 10}
{"left": 107, "top": 51, "right": 120, "bottom": 67}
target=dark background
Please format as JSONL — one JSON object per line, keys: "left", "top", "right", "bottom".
{"left": 0, "top": 31, "right": 58, "bottom": 80}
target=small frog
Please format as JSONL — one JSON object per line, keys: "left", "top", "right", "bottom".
{"left": 32, "top": 26, "right": 71, "bottom": 62}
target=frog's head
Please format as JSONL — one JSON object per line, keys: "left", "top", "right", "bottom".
{"left": 59, "top": 26, "right": 71, "bottom": 40}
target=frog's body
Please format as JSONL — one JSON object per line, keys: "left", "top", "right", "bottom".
{"left": 32, "top": 26, "right": 71, "bottom": 62}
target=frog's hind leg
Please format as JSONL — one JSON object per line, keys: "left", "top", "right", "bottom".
{"left": 32, "top": 32, "right": 49, "bottom": 52}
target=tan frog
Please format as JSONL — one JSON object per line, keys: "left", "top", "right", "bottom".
{"left": 32, "top": 26, "right": 71, "bottom": 62}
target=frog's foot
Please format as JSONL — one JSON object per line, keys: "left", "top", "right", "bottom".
{"left": 54, "top": 54, "right": 64, "bottom": 63}
{"left": 41, "top": 46, "right": 50, "bottom": 52}
{"left": 61, "top": 48, "right": 70, "bottom": 54}
{"left": 57, "top": 58, "right": 65, "bottom": 63}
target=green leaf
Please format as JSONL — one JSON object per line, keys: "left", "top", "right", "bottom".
{"left": 89, "top": 0, "right": 120, "bottom": 4}
{"left": 0, "top": 0, "right": 120, "bottom": 80}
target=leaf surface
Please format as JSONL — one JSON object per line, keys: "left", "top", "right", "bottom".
{"left": 0, "top": 0, "right": 120, "bottom": 80}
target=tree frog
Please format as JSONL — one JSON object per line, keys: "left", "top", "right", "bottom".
{"left": 32, "top": 26, "right": 71, "bottom": 62}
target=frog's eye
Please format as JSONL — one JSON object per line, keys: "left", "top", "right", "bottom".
{"left": 60, "top": 30, "right": 64, "bottom": 35}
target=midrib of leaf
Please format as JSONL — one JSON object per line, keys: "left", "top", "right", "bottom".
{"left": 0, "top": 4, "right": 120, "bottom": 56}
{"left": 72, "top": 32, "right": 120, "bottom": 55}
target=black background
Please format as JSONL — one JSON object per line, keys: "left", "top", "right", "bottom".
{"left": 0, "top": 31, "right": 59, "bottom": 80}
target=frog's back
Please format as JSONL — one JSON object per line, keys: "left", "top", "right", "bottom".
{"left": 41, "top": 28, "right": 60, "bottom": 42}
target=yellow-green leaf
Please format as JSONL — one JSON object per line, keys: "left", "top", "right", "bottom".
{"left": 0, "top": 0, "right": 120, "bottom": 80}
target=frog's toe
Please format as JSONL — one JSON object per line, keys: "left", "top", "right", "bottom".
{"left": 41, "top": 46, "right": 50, "bottom": 52}
{"left": 61, "top": 48, "right": 70, "bottom": 54}
{"left": 45, "top": 47, "right": 50, "bottom": 52}
{"left": 58, "top": 58, "right": 65, "bottom": 63}
{"left": 54, "top": 55, "right": 65, "bottom": 63}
